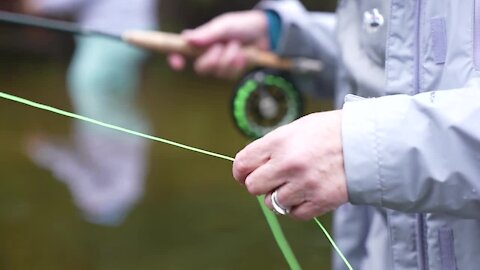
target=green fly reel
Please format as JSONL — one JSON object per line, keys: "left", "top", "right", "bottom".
{"left": 232, "top": 69, "right": 304, "bottom": 139}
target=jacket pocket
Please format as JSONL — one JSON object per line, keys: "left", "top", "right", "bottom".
{"left": 438, "top": 228, "right": 457, "bottom": 270}
{"left": 474, "top": 0, "right": 480, "bottom": 69}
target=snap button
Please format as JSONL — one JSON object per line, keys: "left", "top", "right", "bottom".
{"left": 363, "top": 8, "right": 384, "bottom": 33}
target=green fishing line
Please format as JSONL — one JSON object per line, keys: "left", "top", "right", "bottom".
{"left": 257, "top": 195, "right": 302, "bottom": 270}
{"left": 0, "top": 91, "right": 353, "bottom": 270}
{"left": 0, "top": 92, "right": 234, "bottom": 162}
{"left": 314, "top": 218, "right": 353, "bottom": 270}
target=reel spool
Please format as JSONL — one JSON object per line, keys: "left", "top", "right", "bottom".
{"left": 232, "top": 69, "right": 304, "bottom": 139}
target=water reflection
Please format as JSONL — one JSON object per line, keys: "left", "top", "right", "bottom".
{"left": 0, "top": 9, "right": 333, "bottom": 270}
{"left": 0, "top": 60, "right": 333, "bottom": 270}
{"left": 24, "top": 36, "right": 152, "bottom": 226}
{"left": 27, "top": 126, "right": 149, "bottom": 226}
{"left": 19, "top": 0, "right": 158, "bottom": 226}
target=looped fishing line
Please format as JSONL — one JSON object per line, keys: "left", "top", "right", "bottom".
{"left": 0, "top": 91, "right": 353, "bottom": 270}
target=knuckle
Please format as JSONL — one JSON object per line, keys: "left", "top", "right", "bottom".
{"left": 291, "top": 211, "right": 311, "bottom": 221}
{"left": 282, "top": 158, "right": 305, "bottom": 172}
{"left": 194, "top": 60, "right": 212, "bottom": 75}
{"left": 290, "top": 205, "right": 316, "bottom": 221}
{"left": 234, "top": 153, "right": 247, "bottom": 170}
{"left": 232, "top": 56, "right": 246, "bottom": 70}
{"left": 303, "top": 176, "right": 318, "bottom": 191}
{"left": 233, "top": 157, "right": 250, "bottom": 180}
{"left": 216, "top": 58, "right": 229, "bottom": 71}
{"left": 245, "top": 178, "right": 260, "bottom": 195}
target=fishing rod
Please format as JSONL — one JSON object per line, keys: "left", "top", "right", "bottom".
{"left": 0, "top": 10, "right": 323, "bottom": 74}
{"left": 0, "top": 11, "right": 352, "bottom": 269}
{"left": 0, "top": 10, "right": 311, "bottom": 138}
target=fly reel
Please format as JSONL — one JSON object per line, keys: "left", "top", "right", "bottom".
{"left": 232, "top": 69, "right": 304, "bottom": 139}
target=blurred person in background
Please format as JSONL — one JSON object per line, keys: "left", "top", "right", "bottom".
{"left": 22, "top": 0, "right": 159, "bottom": 226}
{"left": 170, "top": 1, "right": 480, "bottom": 270}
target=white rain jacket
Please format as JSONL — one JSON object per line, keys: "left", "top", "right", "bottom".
{"left": 259, "top": 0, "right": 480, "bottom": 269}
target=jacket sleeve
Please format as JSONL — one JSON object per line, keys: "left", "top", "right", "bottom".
{"left": 36, "top": 0, "right": 87, "bottom": 15}
{"left": 343, "top": 86, "right": 480, "bottom": 219}
{"left": 256, "top": 0, "right": 339, "bottom": 98}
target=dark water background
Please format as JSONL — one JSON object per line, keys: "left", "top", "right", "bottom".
{"left": 0, "top": 50, "right": 335, "bottom": 270}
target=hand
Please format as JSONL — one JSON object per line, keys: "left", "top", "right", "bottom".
{"left": 232, "top": 111, "right": 349, "bottom": 220}
{"left": 168, "top": 10, "right": 270, "bottom": 79}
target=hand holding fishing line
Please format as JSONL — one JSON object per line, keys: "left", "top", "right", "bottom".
{"left": 0, "top": 92, "right": 353, "bottom": 270}
{"left": 233, "top": 111, "right": 349, "bottom": 220}
{"left": 0, "top": 8, "right": 351, "bottom": 269}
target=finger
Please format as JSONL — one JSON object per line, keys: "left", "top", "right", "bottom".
{"left": 179, "top": 29, "right": 193, "bottom": 42}
{"left": 277, "top": 184, "right": 307, "bottom": 208}
{"left": 194, "top": 44, "right": 224, "bottom": 75}
{"left": 215, "top": 41, "right": 246, "bottom": 79}
{"left": 289, "top": 202, "right": 327, "bottom": 221}
{"left": 264, "top": 192, "right": 274, "bottom": 209}
{"left": 263, "top": 184, "right": 306, "bottom": 210}
{"left": 244, "top": 162, "right": 286, "bottom": 195}
{"left": 167, "top": 29, "right": 192, "bottom": 70}
{"left": 184, "top": 17, "right": 231, "bottom": 47}
{"left": 181, "top": 29, "right": 193, "bottom": 35}
{"left": 233, "top": 138, "right": 273, "bottom": 183}
{"left": 168, "top": 53, "right": 186, "bottom": 71}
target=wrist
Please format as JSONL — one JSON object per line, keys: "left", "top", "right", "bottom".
{"left": 246, "top": 10, "right": 270, "bottom": 50}
{"left": 331, "top": 110, "right": 349, "bottom": 205}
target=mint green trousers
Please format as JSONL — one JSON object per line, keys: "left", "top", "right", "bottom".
{"left": 68, "top": 36, "right": 149, "bottom": 134}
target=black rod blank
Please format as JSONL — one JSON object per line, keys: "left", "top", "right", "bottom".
{"left": 0, "top": 10, "right": 121, "bottom": 41}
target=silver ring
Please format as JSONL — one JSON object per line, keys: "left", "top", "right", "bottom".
{"left": 271, "top": 190, "right": 291, "bottom": 215}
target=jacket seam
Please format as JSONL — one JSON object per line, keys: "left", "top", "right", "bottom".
{"left": 385, "top": 0, "right": 393, "bottom": 93}
{"left": 373, "top": 104, "right": 384, "bottom": 206}
{"left": 414, "top": 0, "right": 424, "bottom": 94}
{"left": 472, "top": 0, "right": 478, "bottom": 71}
{"left": 419, "top": 0, "right": 426, "bottom": 92}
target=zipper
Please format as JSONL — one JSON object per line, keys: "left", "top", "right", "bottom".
{"left": 416, "top": 214, "right": 428, "bottom": 270}
{"left": 474, "top": 0, "right": 480, "bottom": 69}
{"left": 415, "top": 0, "right": 428, "bottom": 269}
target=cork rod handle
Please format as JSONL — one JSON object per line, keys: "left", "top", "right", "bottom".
{"left": 122, "top": 30, "right": 294, "bottom": 71}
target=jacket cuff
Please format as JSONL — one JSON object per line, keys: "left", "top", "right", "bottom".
{"left": 265, "top": 10, "right": 282, "bottom": 51}
{"left": 342, "top": 97, "right": 383, "bottom": 206}
{"left": 256, "top": 0, "right": 312, "bottom": 56}
{"left": 342, "top": 95, "right": 410, "bottom": 207}
{"left": 257, "top": 0, "right": 307, "bottom": 32}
